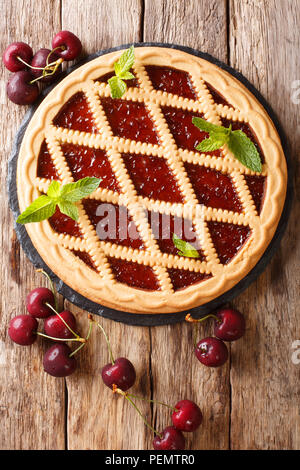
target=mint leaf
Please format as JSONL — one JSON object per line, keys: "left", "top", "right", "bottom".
{"left": 114, "top": 46, "right": 135, "bottom": 76}
{"left": 196, "top": 135, "right": 227, "bottom": 152}
{"left": 228, "top": 130, "right": 262, "bottom": 172}
{"left": 192, "top": 117, "right": 226, "bottom": 134}
{"left": 58, "top": 200, "right": 79, "bottom": 221}
{"left": 192, "top": 116, "right": 262, "bottom": 173}
{"left": 47, "top": 180, "right": 61, "bottom": 199}
{"left": 108, "top": 76, "right": 127, "bottom": 99}
{"left": 118, "top": 71, "right": 135, "bottom": 80}
{"left": 17, "top": 195, "right": 56, "bottom": 224}
{"left": 17, "top": 177, "right": 101, "bottom": 225}
{"left": 59, "top": 177, "right": 101, "bottom": 202}
{"left": 172, "top": 234, "right": 200, "bottom": 258}
{"left": 108, "top": 46, "right": 135, "bottom": 98}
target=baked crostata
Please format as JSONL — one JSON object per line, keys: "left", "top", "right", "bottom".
{"left": 16, "top": 46, "right": 287, "bottom": 314}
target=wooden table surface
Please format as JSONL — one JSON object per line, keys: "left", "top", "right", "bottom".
{"left": 0, "top": 0, "right": 299, "bottom": 450}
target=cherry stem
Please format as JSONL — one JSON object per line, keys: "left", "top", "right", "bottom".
{"left": 69, "top": 316, "right": 94, "bottom": 358}
{"left": 17, "top": 45, "right": 65, "bottom": 73}
{"left": 95, "top": 322, "right": 115, "bottom": 365}
{"left": 112, "top": 386, "right": 163, "bottom": 438}
{"left": 46, "top": 46, "right": 65, "bottom": 65}
{"left": 16, "top": 55, "right": 60, "bottom": 70}
{"left": 126, "top": 393, "right": 178, "bottom": 412}
{"left": 29, "top": 58, "right": 63, "bottom": 84}
{"left": 125, "top": 395, "right": 162, "bottom": 438}
{"left": 36, "top": 269, "right": 58, "bottom": 311}
{"left": 186, "top": 313, "right": 220, "bottom": 347}
{"left": 36, "top": 331, "right": 86, "bottom": 343}
{"left": 185, "top": 313, "right": 219, "bottom": 323}
{"left": 85, "top": 318, "right": 93, "bottom": 341}
{"left": 69, "top": 341, "right": 85, "bottom": 357}
{"left": 45, "top": 302, "right": 79, "bottom": 339}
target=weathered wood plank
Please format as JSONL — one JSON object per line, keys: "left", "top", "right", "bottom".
{"left": 61, "top": 0, "right": 153, "bottom": 450}
{"left": 0, "top": 0, "right": 65, "bottom": 450}
{"left": 229, "top": 0, "right": 300, "bottom": 449}
{"left": 143, "top": 0, "right": 230, "bottom": 450}
{"left": 144, "top": 0, "right": 228, "bottom": 61}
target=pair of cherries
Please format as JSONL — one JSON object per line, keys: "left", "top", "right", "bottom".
{"left": 99, "top": 331, "right": 202, "bottom": 450}
{"left": 105, "top": 364, "right": 202, "bottom": 450}
{"left": 152, "top": 400, "right": 202, "bottom": 450}
{"left": 3, "top": 30, "right": 82, "bottom": 105}
{"left": 187, "top": 308, "right": 246, "bottom": 367}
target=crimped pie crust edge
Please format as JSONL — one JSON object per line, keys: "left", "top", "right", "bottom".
{"left": 16, "top": 47, "right": 287, "bottom": 314}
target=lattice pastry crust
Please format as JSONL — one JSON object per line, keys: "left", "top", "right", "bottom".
{"left": 17, "top": 47, "right": 287, "bottom": 314}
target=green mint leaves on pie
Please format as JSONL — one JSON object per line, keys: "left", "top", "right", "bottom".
{"left": 192, "top": 117, "right": 262, "bottom": 173}
{"left": 17, "top": 177, "right": 101, "bottom": 224}
{"left": 108, "top": 46, "right": 135, "bottom": 99}
{"left": 16, "top": 195, "right": 57, "bottom": 224}
{"left": 172, "top": 233, "right": 200, "bottom": 258}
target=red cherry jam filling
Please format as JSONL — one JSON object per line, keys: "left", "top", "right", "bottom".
{"left": 37, "top": 140, "right": 60, "bottom": 180}
{"left": 146, "top": 65, "right": 197, "bottom": 100}
{"left": 96, "top": 69, "right": 139, "bottom": 88}
{"left": 71, "top": 250, "right": 98, "bottom": 272}
{"left": 122, "top": 153, "right": 183, "bottom": 203}
{"left": 53, "top": 92, "right": 98, "bottom": 134}
{"left": 208, "top": 221, "right": 251, "bottom": 264}
{"left": 108, "top": 258, "right": 160, "bottom": 291}
{"left": 83, "top": 199, "right": 144, "bottom": 250}
{"left": 168, "top": 268, "right": 212, "bottom": 291}
{"left": 205, "top": 82, "right": 232, "bottom": 107}
{"left": 244, "top": 175, "right": 266, "bottom": 215}
{"left": 49, "top": 207, "right": 83, "bottom": 238}
{"left": 101, "top": 97, "right": 159, "bottom": 144}
{"left": 60, "top": 142, "right": 120, "bottom": 192}
{"left": 147, "top": 210, "right": 205, "bottom": 260}
{"left": 184, "top": 162, "right": 243, "bottom": 213}
{"left": 162, "top": 106, "right": 222, "bottom": 157}
{"left": 222, "top": 118, "right": 265, "bottom": 163}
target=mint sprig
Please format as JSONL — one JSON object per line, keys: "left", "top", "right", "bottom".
{"left": 17, "top": 177, "right": 101, "bottom": 224}
{"left": 108, "top": 46, "right": 135, "bottom": 99}
{"left": 192, "top": 117, "right": 262, "bottom": 173}
{"left": 172, "top": 233, "right": 200, "bottom": 258}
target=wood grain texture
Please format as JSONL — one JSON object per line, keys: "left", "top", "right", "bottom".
{"left": 229, "top": 0, "right": 300, "bottom": 449}
{"left": 1, "top": 0, "right": 299, "bottom": 451}
{"left": 0, "top": 0, "right": 65, "bottom": 450}
{"left": 143, "top": 0, "right": 230, "bottom": 450}
{"left": 144, "top": 0, "right": 228, "bottom": 61}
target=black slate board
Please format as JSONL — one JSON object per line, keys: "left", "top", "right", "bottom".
{"left": 7, "top": 43, "right": 293, "bottom": 326}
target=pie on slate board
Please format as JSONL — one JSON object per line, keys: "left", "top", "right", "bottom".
{"left": 16, "top": 46, "right": 287, "bottom": 314}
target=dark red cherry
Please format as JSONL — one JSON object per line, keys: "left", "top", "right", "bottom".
{"left": 214, "top": 308, "right": 246, "bottom": 342}
{"left": 3, "top": 42, "right": 33, "bottom": 72}
{"left": 43, "top": 343, "right": 77, "bottom": 377}
{"left": 195, "top": 337, "right": 228, "bottom": 367}
{"left": 44, "top": 310, "right": 76, "bottom": 339}
{"left": 101, "top": 357, "right": 136, "bottom": 391}
{"left": 6, "top": 71, "right": 39, "bottom": 105}
{"left": 172, "top": 399, "right": 203, "bottom": 432}
{"left": 26, "top": 287, "right": 55, "bottom": 318}
{"left": 52, "top": 31, "right": 82, "bottom": 61}
{"left": 153, "top": 426, "right": 185, "bottom": 450}
{"left": 8, "top": 315, "right": 38, "bottom": 346}
{"left": 30, "top": 48, "right": 61, "bottom": 83}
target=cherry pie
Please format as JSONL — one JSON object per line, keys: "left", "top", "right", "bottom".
{"left": 17, "top": 47, "right": 287, "bottom": 314}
